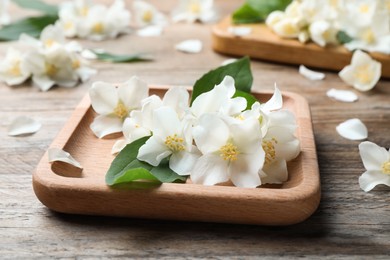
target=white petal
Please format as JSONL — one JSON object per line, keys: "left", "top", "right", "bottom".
{"left": 299, "top": 65, "right": 325, "bottom": 81}
{"left": 89, "top": 82, "right": 118, "bottom": 115}
{"left": 137, "top": 136, "right": 171, "bottom": 166}
{"left": 48, "top": 148, "right": 82, "bottom": 169}
{"left": 111, "top": 139, "right": 129, "bottom": 154}
{"left": 359, "top": 141, "right": 390, "bottom": 171}
{"left": 90, "top": 115, "right": 123, "bottom": 138}
{"left": 152, "top": 106, "right": 181, "bottom": 139}
{"left": 136, "top": 26, "right": 163, "bottom": 37}
{"left": 229, "top": 153, "right": 262, "bottom": 188}
{"left": 228, "top": 26, "right": 252, "bottom": 36}
{"left": 359, "top": 171, "right": 390, "bottom": 192}
{"left": 221, "top": 58, "right": 237, "bottom": 66}
{"left": 170, "top": 147, "right": 201, "bottom": 176}
{"left": 261, "top": 84, "right": 283, "bottom": 112}
{"left": 80, "top": 49, "right": 98, "bottom": 60}
{"left": 175, "top": 39, "right": 202, "bottom": 53}
{"left": 336, "top": 118, "right": 368, "bottom": 140}
{"left": 7, "top": 116, "right": 42, "bottom": 136}
{"left": 119, "top": 76, "right": 148, "bottom": 110}
{"left": 260, "top": 159, "right": 288, "bottom": 184}
{"left": 32, "top": 75, "right": 55, "bottom": 92}
{"left": 326, "top": 88, "right": 358, "bottom": 102}
{"left": 191, "top": 154, "right": 229, "bottom": 186}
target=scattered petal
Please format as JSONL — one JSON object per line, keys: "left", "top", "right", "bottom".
{"left": 48, "top": 148, "right": 83, "bottom": 169}
{"left": 81, "top": 49, "right": 98, "bottom": 60}
{"left": 221, "top": 58, "right": 237, "bottom": 66}
{"left": 175, "top": 39, "right": 202, "bottom": 54}
{"left": 136, "top": 26, "right": 163, "bottom": 37}
{"left": 7, "top": 116, "right": 41, "bottom": 136}
{"left": 299, "top": 65, "right": 325, "bottom": 81}
{"left": 326, "top": 88, "right": 358, "bottom": 102}
{"left": 228, "top": 26, "right": 252, "bottom": 36}
{"left": 336, "top": 118, "right": 368, "bottom": 140}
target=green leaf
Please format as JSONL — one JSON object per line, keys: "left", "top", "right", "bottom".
{"left": 232, "top": 0, "right": 292, "bottom": 24}
{"left": 233, "top": 90, "right": 258, "bottom": 110}
{"left": 93, "top": 51, "right": 153, "bottom": 63}
{"left": 12, "top": 0, "right": 58, "bottom": 16}
{"left": 0, "top": 15, "right": 58, "bottom": 41}
{"left": 105, "top": 137, "right": 186, "bottom": 186}
{"left": 336, "top": 31, "right": 353, "bottom": 44}
{"left": 190, "top": 56, "right": 253, "bottom": 105}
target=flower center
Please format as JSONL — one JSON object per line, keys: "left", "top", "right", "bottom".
{"left": 354, "top": 65, "right": 373, "bottom": 84}
{"left": 282, "top": 23, "right": 298, "bottom": 35}
{"left": 64, "top": 21, "right": 74, "bottom": 30}
{"left": 165, "top": 134, "right": 185, "bottom": 152}
{"left": 80, "top": 7, "right": 89, "bottom": 16}
{"left": 262, "top": 138, "right": 278, "bottom": 165}
{"left": 113, "top": 101, "right": 129, "bottom": 119}
{"left": 44, "top": 39, "right": 55, "bottom": 48}
{"left": 362, "top": 29, "right": 375, "bottom": 44}
{"left": 189, "top": 2, "right": 201, "bottom": 14}
{"left": 220, "top": 142, "right": 239, "bottom": 162}
{"left": 45, "top": 63, "right": 58, "bottom": 77}
{"left": 142, "top": 10, "right": 153, "bottom": 23}
{"left": 359, "top": 4, "right": 369, "bottom": 13}
{"left": 8, "top": 61, "right": 21, "bottom": 76}
{"left": 382, "top": 161, "right": 390, "bottom": 175}
{"left": 92, "top": 22, "right": 104, "bottom": 34}
{"left": 72, "top": 59, "right": 81, "bottom": 69}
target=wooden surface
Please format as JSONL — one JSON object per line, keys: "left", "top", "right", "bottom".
{"left": 1, "top": 0, "right": 390, "bottom": 258}
{"left": 212, "top": 16, "right": 390, "bottom": 78}
{"left": 33, "top": 89, "right": 320, "bottom": 226}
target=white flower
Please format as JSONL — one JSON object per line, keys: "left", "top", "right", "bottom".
{"left": 89, "top": 76, "right": 148, "bottom": 138}
{"left": 133, "top": 0, "right": 167, "bottom": 27}
{"left": 172, "top": 0, "right": 218, "bottom": 23}
{"left": 192, "top": 114, "right": 264, "bottom": 188}
{"left": 265, "top": 10, "right": 285, "bottom": 28}
{"left": 309, "top": 20, "right": 337, "bottom": 47}
{"left": 24, "top": 45, "right": 80, "bottom": 91}
{"left": 338, "top": 50, "right": 381, "bottom": 92}
{"left": 191, "top": 75, "right": 246, "bottom": 119}
{"left": 112, "top": 87, "right": 190, "bottom": 154}
{"left": 0, "top": 48, "right": 31, "bottom": 85}
{"left": 358, "top": 141, "right": 390, "bottom": 192}
{"left": 0, "top": 0, "right": 10, "bottom": 26}
{"left": 260, "top": 110, "right": 300, "bottom": 184}
{"left": 137, "top": 106, "right": 200, "bottom": 176}
{"left": 59, "top": 0, "right": 130, "bottom": 41}
{"left": 271, "top": 18, "right": 302, "bottom": 38}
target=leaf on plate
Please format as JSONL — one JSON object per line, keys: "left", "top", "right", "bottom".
{"left": 0, "top": 15, "right": 58, "bottom": 41}
{"left": 11, "top": 0, "right": 59, "bottom": 16}
{"left": 92, "top": 50, "right": 153, "bottom": 63}
{"left": 106, "top": 137, "right": 187, "bottom": 186}
{"left": 190, "top": 56, "right": 253, "bottom": 104}
{"left": 232, "top": 0, "right": 292, "bottom": 24}
{"left": 336, "top": 30, "right": 354, "bottom": 44}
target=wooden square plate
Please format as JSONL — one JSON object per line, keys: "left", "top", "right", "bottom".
{"left": 33, "top": 86, "right": 320, "bottom": 225}
{"left": 212, "top": 17, "right": 390, "bottom": 78}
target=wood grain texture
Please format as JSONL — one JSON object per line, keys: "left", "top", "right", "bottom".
{"left": 1, "top": 0, "right": 390, "bottom": 258}
{"left": 212, "top": 16, "right": 390, "bottom": 78}
{"left": 33, "top": 89, "right": 320, "bottom": 226}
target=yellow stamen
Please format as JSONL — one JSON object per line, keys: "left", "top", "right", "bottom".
{"left": 64, "top": 22, "right": 74, "bottom": 30}
{"left": 282, "top": 23, "right": 298, "bottom": 35}
{"left": 262, "top": 138, "right": 278, "bottom": 165}
{"left": 165, "top": 134, "right": 185, "bottom": 152}
{"left": 113, "top": 101, "right": 129, "bottom": 119}
{"left": 329, "top": 0, "right": 338, "bottom": 8}
{"left": 45, "top": 63, "right": 58, "bottom": 77}
{"left": 189, "top": 2, "right": 201, "bottom": 14}
{"left": 359, "top": 4, "right": 369, "bottom": 13}
{"left": 382, "top": 161, "right": 390, "bottom": 174}
{"left": 142, "top": 10, "right": 153, "bottom": 23}
{"left": 362, "top": 29, "right": 375, "bottom": 44}
{"left": 45, "top": 39, "right": 54, "bottom": 48}
{"left": 92, "top": 23, "right": 104, "bottom": 34}
{"left": 354, "top": 65, "right": 374, "bottom": 85}
{"left": 80, "top": 7, "right": 89, "bottom": 16}
{"left": 8, "top": 61, "right": 21, "bottom": 76}
{"left": 72, "top": 59, "right": 81, "bottom": 69}
{"left": 220, "top": 142, "right": 239, "bottom": 162}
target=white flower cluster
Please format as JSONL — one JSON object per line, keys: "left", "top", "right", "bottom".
{"left": 266, "top": 0, "right": 390, "bottom": 54}
{"left": 172, "top": 0, "right": 218, "bottom": 23}
{"left": 89, "top": 76, "right": 300, "bottom": 188}
{"left": 0, "top": 25, "right": 96, "bottom": 91}
{"left": 58, "top": 0, "right": 131, "bottom": 41}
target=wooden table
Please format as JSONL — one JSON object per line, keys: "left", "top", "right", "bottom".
{"left": 1, "top": 0, "right": 389, "bottom": 258}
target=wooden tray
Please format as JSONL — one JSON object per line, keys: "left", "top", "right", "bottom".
{"left": 212, "top": 16, "right": 390, "bottom": 78}
{"left": 33, "top": 86, "right": 320, "bottom": 226}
